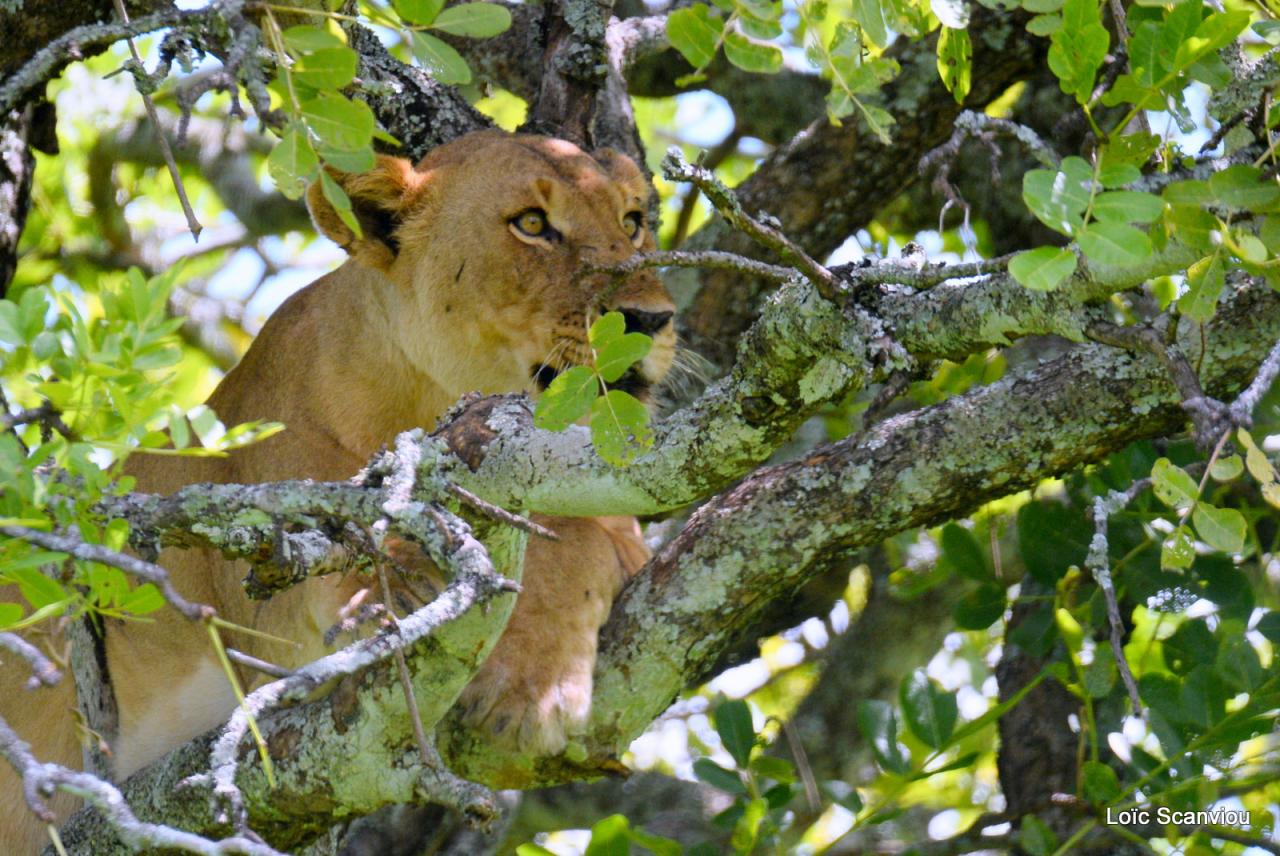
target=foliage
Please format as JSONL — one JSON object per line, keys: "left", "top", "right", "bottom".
{"left": 7, "top": 0, "right": 1280, "bottom": 852}
{"left": 533, "top": 312, "right": 655, "bottom": 467}
{"left": 0, "top": 268, "right": 280, "bottom": 631}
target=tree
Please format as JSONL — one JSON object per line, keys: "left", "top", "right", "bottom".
{"left": 2, "top": 0, "right": 1280, "bottom": 853}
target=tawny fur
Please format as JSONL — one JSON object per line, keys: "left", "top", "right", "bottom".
{"left": 0, "top": 131, "right": 675, "bottom": 853}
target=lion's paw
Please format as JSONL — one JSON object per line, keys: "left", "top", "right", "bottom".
{"left": 457, "top": 666, "right": 592, "bottom": 755}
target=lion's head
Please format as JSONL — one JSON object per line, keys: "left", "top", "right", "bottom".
{"left": 307, "top": 130, "right": 676, "bottom": 406}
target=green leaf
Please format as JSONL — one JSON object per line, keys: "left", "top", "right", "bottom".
{"left": 1020, "top": 814, "right": 1058, "bottom": 855}
{"left": 693, "top": 758, "right": 746, "bottom": 793}
{"left": 282, "top": 25, "right": 346, "bottom": 54}
{"left": 1161, "top": 526, "right": 1195, "bottom": 570}
{"left": 410, "top": 32, "right": 472, "bottom": 85}
{"left": 899, "top": 670, "right": 958, "bottom": 749}
{"left": 393, "top": 0, "right": 445, "bottom": 25}
{"left": 533, "top": 365, "right": 598, "bottom": 431}
{"left": 1077, "top": 221, "right": 1152, "bottom": 266}
{"left": 267, "top": 124, "right": 319, "bottom": 200}
{"left": 596, "top": 330, "right": 650, "bottom": 376}
{"left": 749, "top": 755, "right": 796, "bottom": 783}
{"left": 1081, "top": 760, "right": 1121, "bottom": 803}
{"left": 0, "top": 603, "right": 23, "bottom": 630}
{"left": 585, "top": 814, "right": 630, "bottom": 856}
{"left": 1009, "top": 246, "right": 1077, "bottom": 291}
{"left": 1100, "top": 132, "right": 1160, "bottom": 168}
{"left": 118, "top": 583, "right": 165, "bottom": 615}
{"left": 1164, "top": 203, "right": 1219, "bottom": 253}
{"left": 1163, "top": 619, "right": 1217, "bottom": 674}
{"left": 731, "top": 798, "right": 768, "bottom": 854}
{"left": 1210, "top": 165, "right": 1280, "bottom": 213}
{"left": 1151, "top": 457, "right": 1199, "bottom": 511}
{"left": 590, "top": 389, "right": 653, "bottom": 466}
{"left": 1022, "top": 159, "right": 1092, "bottom": 234}
{"left": 1047, "top": 0, "right": 1108, "bottom": 103}
{"left": 1091, "top": 190, "right": 1163, "bottom": 223}
{"left": 1210, "top": 454, "right": 1243, "bottom": 481}
{"left": 515, "top": 845, "right": 558, "bottom": 856}
{"left": 431, "top": 3, "right": 513, "bottom": 37}
{"left": 318, "top": 145, "right": 376, "bottom": 174}
{"left": 1192, "top": 503, "right": 1246, "bottom": 553}
{"left": 1026, "top": 13, "right": 1060, "bottom": 35}
{"left": 667, "top": 4, "right": 724, "bottom": 69}
{"left": 589, "top": 311, "right": 626, "bottom": 350}
{"left": 292, "top": 47, "right": 357, "bottom": 90}
{"left": 936, "top": 27, "right": 971, "bottom": 103}
{"left": 1217, "top": 635, "right": 1264, "bottom": 692}
{"left": 953, "top": 583, "right": 1007, "bottom": 629}
{"left": 1017, "top": 501, "right": 1092, "bottom": 584}
{"left": 301, "top": 93, "right": 375, "bottom": 151}
{"left": 857, "top": 699, "right": 910, "bottom": 774}
{"left": 6, "top": 566, "right": 67, "bottom": 609}
{"left": 319, "top": 171, "right": 362, "bottom": 239}
{"left": 1096, "top": 163, "right": 1141, "bottom": 188}
{"left": 1178, "top": 255, "right": 1224, "bottom": 322}
{"left": 938, "top": 522, "right": 989, "bottom": 581}
{"left": 723, "top": 29, "right": 782, "bottom": 73}
{"left": 1255, "top": 611, "right": 1280, "bottom": 643}
{"left": 715, "top": 699, "right": 755, "bottom": 767}
{"left": 1083, "top": 649, "right": 1116, "bottom": 698}
{"left": 852, "top": 0, "right": 890, "bottom": 48}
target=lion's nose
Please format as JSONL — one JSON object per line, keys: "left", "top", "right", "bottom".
{"left": 617, "top": 308, "right": 673, "bottom": 336}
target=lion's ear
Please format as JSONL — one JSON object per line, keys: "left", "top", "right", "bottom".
{"left": 307, "top": 155, "right": 428, "bottom": 271}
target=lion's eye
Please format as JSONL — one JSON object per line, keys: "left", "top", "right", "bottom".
{"left": 623, "top": 211, "right": 645, "bottom": 243}
{"left": 512, "top": 208, "right": 556, "bottom": 240}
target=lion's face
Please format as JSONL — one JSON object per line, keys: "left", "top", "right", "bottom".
{"left": 308, "top": 131, "right": 676, "bottom": 405}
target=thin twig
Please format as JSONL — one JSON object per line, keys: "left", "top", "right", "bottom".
{"left": 0, "top": 525, "right": 213, "bottom": 621}
{"left": 447, "top": 483, "right": 560, "bottom": 541}
{"left": 1088, "top": 487, "right": 1151, "bottom": 718}
{"left": 377, "top": 567, "right": 439, "bottom": 779}
{"left": 1230, "top": 333, "right": 1280, "bottom": 426}
{"left": 0, "top": 712, "right": 281, "bottom": 855}
{"left": 661, "top": 148, "right": 840, "bottom": 299}
{"left": 0, "top": 632, "right": 62, "bottom": 689}
{"left": 112, "top": 0, "right": 203, "bottom": 240}
{"left": 585, "top": 249, "right": 796, "bottom": 284}
{"left": 1, "top": 400, "right": 75, "bottom": 440}
{"left": 225, "top": 648, "right": 294, "bottom": 681}
{"left": 672, "top": 129, "right": 743, "bottom": 248}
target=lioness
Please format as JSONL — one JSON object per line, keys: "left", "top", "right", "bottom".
{"left": 0, "top": 130, "right": 675, "bottom": 852}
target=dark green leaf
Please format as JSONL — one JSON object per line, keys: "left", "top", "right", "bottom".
{"left": 715, "top": 699, "right": 755, "bottom": 768}
{"left": 1017, "top": 501, "right": 1091, "bottom": 584}
{"left": 953, "top": 583, "right": 1007, "bottom": 629}
{"left": 1081, "top": 760, "right": 1121, "bottom": 803}
{"left": 857, "top": 699, "right": 910, "bottom": 774}
{"left": 899, "top": 670, "right": 958, "bottom": 749}
{"left": 1163, "top": 619, "right": 1217, "bottom": 674}
{"left": 693, "top": 758, "right": 746, "bottom": 793}
{"left": 938, "top": 522, "right": 989, "bottom": 581}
